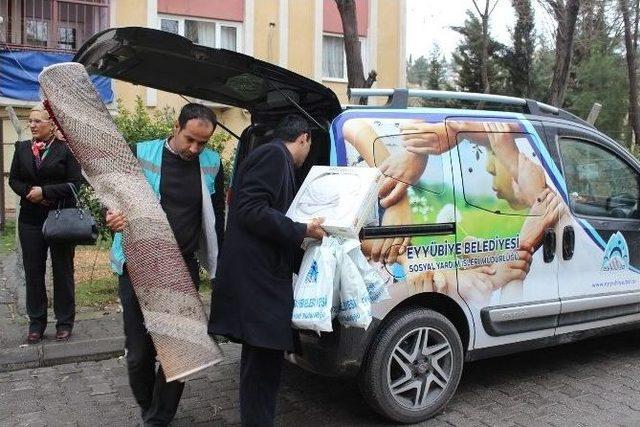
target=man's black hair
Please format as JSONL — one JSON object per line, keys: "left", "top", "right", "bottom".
{"left": 273, "top": 114, "right": 312, "bottom": 142}
{"left": 178, "top": 103, "right": 217, "bottom": 129}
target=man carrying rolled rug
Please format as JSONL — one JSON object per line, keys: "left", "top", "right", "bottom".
{"left": 106, "top": 103, "right": 225, "bottom": 426}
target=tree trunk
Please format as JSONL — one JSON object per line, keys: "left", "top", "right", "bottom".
{"left": 335, "top": 0, "right": 366, "bottom": 89}
{"left": 472, "top": 0, "right": 497, "bottom": 93}
{"left": 546, "top": 0, "right": 580, "bottom": 107}
{"left": 481, "top": 14, "right": 491, "bottom": 93}
{"left": 620, "top": 0, "right": 640, "bottom": 151}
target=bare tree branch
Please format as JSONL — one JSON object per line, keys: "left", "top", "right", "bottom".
{"left": 489, "top": 0, "right": 500, "bottom": 16}
{"left": 472, "top": 0, "right": 484, "bottom": 16}
{"left": 537, "top": 0, "right": 563, "bottom": 20}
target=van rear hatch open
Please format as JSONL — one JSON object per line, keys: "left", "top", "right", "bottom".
{"left": 73, "top": 27, "right": 342, "bottom": 125}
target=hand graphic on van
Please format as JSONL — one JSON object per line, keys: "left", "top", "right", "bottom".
{"left": 342, "top": 117, "right": 567, "bottom": 306}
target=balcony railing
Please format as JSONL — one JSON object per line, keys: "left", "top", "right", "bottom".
{"left": 1, "top": 0, "right": 109, "bottom": 52}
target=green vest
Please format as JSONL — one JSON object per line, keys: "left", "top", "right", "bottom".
{"left": 110, "top": 139, "right": 221, "bottom": 275}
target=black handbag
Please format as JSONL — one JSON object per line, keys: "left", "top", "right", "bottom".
{"left": 42, "top": 183, "right": 98, "bottom": 245}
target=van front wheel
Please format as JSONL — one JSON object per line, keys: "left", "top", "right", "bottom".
{"left": 359, "top": 308, "right": 464, "bottom": 423}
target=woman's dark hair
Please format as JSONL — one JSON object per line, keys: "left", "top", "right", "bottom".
{"left": 178, "top": 103, "right": 217, "bottom": 129}
{"left": 273, "top": 114, "right": 312, "bottom": 142}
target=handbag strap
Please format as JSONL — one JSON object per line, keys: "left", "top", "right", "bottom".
{"left": 67, "top": 183, "right": 80, "bottom": 203}
{"left": 57, "top": 183, "right": 80, "bottom": 211}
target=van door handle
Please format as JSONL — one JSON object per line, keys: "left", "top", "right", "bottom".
{"left": 563, "top": 226, "right": 575, "bottom": 260}
{"left": 543, "top": 229, "right": 556, "bottom": 263}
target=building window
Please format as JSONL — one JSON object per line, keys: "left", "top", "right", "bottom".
{"left": 25, "top": 19, "right": 49, "bottom": 47}
{"left": 322, "top": 34, "right": 367, "bottom": 81}
{"left": 160, "top": 18, "right": 178, "bottom": 34}
{"left": 159, "top": 15, "right": 241, "bottom": 52}
{"left": 1, "top": 0, "right": 109, "bottom": 51}
{"left": 58, "top": 27, "right": 76, "bottom": 50}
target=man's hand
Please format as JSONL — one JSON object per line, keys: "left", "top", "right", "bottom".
{"left": 106, "top": 209, "right": 126, "bottom": 233}
{"left": 520, "top": 189, "right": 564, "bottom": 249}
{"left": 305, "top": 217, "right": 327, "bottom": 240}
{"left": 488, "top": 246, "right": 534, "bottom": 290}
{"left": 363, "top": 200, "right": 411, "bottom": 264}
{"left": 457, "top": 266, "right": 496, "bottom": 305}
{"left": 378, "top": 152, "right": 428, "bottom": 208}
{"left": 515, "top": 155, "right": 547, "bottom": 207}
{"left": 26, "top": 186, "right": 44, "bottom": 204}
{"left": 400, "top": 121, "right": 449, "bottom": 155}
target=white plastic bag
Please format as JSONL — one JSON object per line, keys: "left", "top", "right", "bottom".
{"left": 336, "top": 249, "right": 372, "bottom": 329}
{"left": 345, "top": 241, "right": 390, "bottom": 304}
{"left": 292, "top": 237, "right": 338, "bottom": 333}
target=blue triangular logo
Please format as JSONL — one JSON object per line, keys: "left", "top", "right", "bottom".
{"left": 602, "top": 232, "right": 629, "bottom": 271}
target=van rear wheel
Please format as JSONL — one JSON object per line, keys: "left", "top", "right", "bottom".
{"left": 359, "top": 308, "right": 464, "bottom": 423}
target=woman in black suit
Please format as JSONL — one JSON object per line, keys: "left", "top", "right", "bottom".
{"left": 9, "top": 103, "right": 84, "bottom": 344}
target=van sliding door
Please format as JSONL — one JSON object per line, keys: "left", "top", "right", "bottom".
{"left": 447, "top": 117, "right": 560, "bottom": 349}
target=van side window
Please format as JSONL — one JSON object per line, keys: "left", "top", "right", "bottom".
{"left": 373, "top": 134, "right": 445, "bottom": 195}
{"left": 342, "top": 118, "right": 445, "bottom": 194}
{"left": 559, "top": 138, "right": 640, "bottom": 219}
{"left": 457, "top": 131, "right": 541, "bottom": 216}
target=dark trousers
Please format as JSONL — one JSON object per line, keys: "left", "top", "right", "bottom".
{"left": 18, "top": 221, "right": 75, "bottom": 333}
{"left": 240, "top": 343, "right": 285, "bottom": 427}
{"left": 118, "top": 255, "right": 200, "bottom": 427}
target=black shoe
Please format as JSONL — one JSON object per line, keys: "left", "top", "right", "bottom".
{"left": 55, "top": 329, "right": 72, "bottom": 341}
{"left": 27, "top": 331, "right": 43, "bottom": 344}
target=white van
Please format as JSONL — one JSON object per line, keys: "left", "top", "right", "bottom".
{"left": 76, "top": 27, "right": 640, "bottom": 423}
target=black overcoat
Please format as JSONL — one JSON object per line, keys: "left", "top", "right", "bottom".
{"left": 9, "top": 139, "right": 84, "bottom": 225}
{"left": 209, "top": 140, "right": 306, "bottom": 351}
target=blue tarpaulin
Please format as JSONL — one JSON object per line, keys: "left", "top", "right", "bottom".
{"left": 0, "top": 50, "right": 113, "bottom": 103}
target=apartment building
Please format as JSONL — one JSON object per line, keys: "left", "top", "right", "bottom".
{"left": 0, "top": 0, "right": 406, "bottom": 214}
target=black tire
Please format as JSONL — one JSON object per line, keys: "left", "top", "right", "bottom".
{"left": 359, "top": 308, "right": 464, "bottom": 424}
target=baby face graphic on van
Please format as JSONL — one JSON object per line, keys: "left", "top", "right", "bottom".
{"left": 485, "top": 148, "right": 528, "bottom": 211}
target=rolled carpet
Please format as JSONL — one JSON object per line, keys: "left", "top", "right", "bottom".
{"left": 39, "top": 62, "right": 223, "bottom": 382}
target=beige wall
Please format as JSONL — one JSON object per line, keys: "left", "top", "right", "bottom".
{"left": 110, "top": 0, "right": 153, "bottom": 111}
{"left": 115, "top": 0, "right": 148, "bottom": 27}
{"left": 287, "top": 0, "right": 316, "bottom": 77}
{"left": 375, "top": 0, "right": 401, "bottom": 91}
{"left": 324, "top": 81, "right": 349, "bottom": 104}
{"left": 253, "top": 0, "right": 281, "bottom": 64}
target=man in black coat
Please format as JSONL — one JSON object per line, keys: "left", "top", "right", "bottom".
{"left": 209, "top": 114, "right": 326, "bottom": 427}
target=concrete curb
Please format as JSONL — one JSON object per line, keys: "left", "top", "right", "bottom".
{"left": 0, "top": 335, "right": 124, "bottom": 372}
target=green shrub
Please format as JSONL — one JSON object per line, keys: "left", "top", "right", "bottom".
{"left": 113, "top": 97, "right": 174, "bottom": 144}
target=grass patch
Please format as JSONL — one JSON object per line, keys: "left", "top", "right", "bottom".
{"left": 73, "top": 241, "right": 213, "bottom": 310}
{"left": 75, "top": 241, "right": 118, "bottom": 309}
{"left": 76, "top": 275, "right": 119, "bottom": 308}
{"left": 199, "top": 269, "right": 212, "bottom": 293}
{"left": 0, "top": 219, "right": 16, "bottom": 254}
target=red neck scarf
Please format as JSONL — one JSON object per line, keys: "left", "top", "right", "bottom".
{"left": 31, "top": 137, "right": 54, "bottom": 168}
